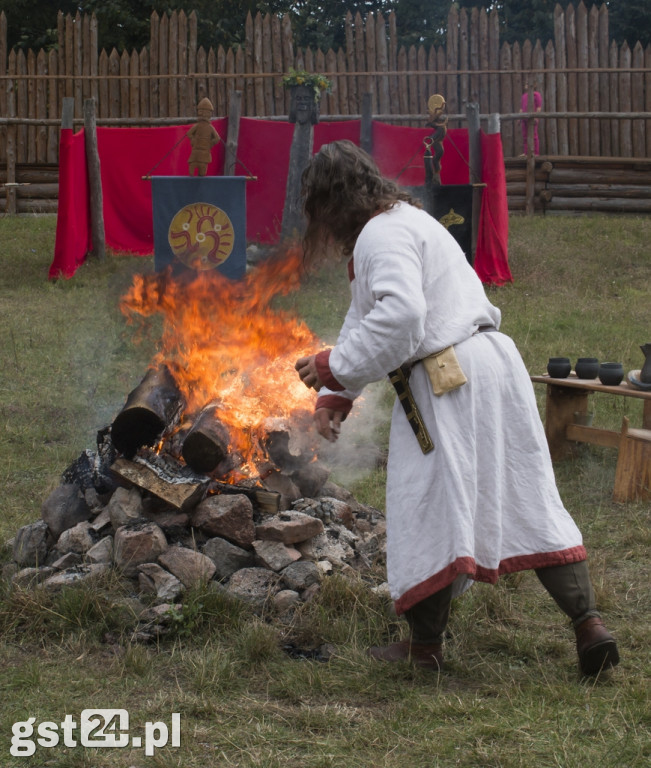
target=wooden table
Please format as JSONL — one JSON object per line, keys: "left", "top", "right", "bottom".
{"left": 531, "top": 374, "right": 651, "bottom": 501}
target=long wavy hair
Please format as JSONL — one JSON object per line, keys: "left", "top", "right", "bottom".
{"left": 301, "top": 140, "right": 420, "bottom": 264}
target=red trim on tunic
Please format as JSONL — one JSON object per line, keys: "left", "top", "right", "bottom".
{"left": 347, "top": 258, "right": 355, "bottom": 282}
{"left": 315, "top": 349, "right": 345, "bottom": 391}
{"left": 316, "top": 394, "right": 353, "bottom": 417}
{"left": 393, "top": 545, "right": 588, "bottom": 615}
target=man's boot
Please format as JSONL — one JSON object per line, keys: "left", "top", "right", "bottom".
{"left": 575, "top": 617, "right": 620, "bottom": 675}
{"left": 368, "top": 639, "right": 443, "bottom": 670}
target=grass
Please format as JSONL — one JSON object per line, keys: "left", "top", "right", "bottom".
{"left": 0, "top": 212, "right": 649, "bottom": 767}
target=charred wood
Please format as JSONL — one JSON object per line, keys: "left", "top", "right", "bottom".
{"left": 111, "top": 366, "right": 185, "bottom": 458}
{"left": 181, "top": 404, "right": 230, "bottom": 474}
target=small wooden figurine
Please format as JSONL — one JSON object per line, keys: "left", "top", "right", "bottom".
{"left": 187, "top": 97, "right": 220, "bottom": 176}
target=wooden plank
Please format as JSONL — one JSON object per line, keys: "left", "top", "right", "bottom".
{"left": 336, "top": 47, "right": 348, "bottom": 116}
{"left": 188, "top": 12, "right": 197, "bottom": 110}
{"left": 613, "top": 418, "right": 651, "bottom": 502}
{"left": 178, "top": 10, "right": 188, "bottom": 117}
{"left": 632, "top": 42, "right": 645, "bottom": 158}
{"left": 647, "top": 44, "right": 651, "bottom": 159}
{"left": 149, "top": 11, "right": 160, "bottom": 119}
{"left": 500, "top": 42, "right": 514, "bottom": 157}
{"left": 388, "top": 12, "right": 398, "bottom": 119}
{"left": 16, "top": 51, "right": 27, "bottom": 163}
{"left": 84, "top": 98, "right": 105, "bottom": 262}
{"left": 57, "top": 12, "right": 65, "bottom": 107}
{"left": 35, "top": 50, "right": 47, "bottom": 163}
{"left": 281, "top": 14, "right": 293, "bottom": 115}
{"left": 253, "top": 12, "right": 265, "bottom": 116}
{"left": 89, "top": 14, "right": 98, "bottom": 105}
{"left": 82, "top": 13, "right": 90, "bottom": 102}
{"left": 271, "top": 15, "right": 283, "bottom": 116}
{"left": 65, "top": 13, "right": 73, "bottom": 99}
{"left": 235, "top": 46, "right": 245, "bottom": 115}
{"left": 576, "top": 0, "right": 589, "bottom": 154}
{"left": 109, "top": 49, "right": 120, "bottom": 119}
{"left": 244, "top": 12, "right": 254, "bottom": 116}
{"left": 598, "top": 4, "right": 611, "bottom": 155}
{"left": 98, "top": 50, "right": 109, "bottom": 119}
{"left": 195, "top": 46, "right": 207, "bottom": 102}
{"left": 532, "top": 40, "right": 545, "bottom": 153}
{"left": 512, "top": 42, "right": 522, "bottom": 154}
{"left": 397, "top": 47, "right": 408, "bottom": 116}
{"left": 609, "top": 41, "right": 619, "bottom": 155}
{"left": 47, "top": 49, "right": 58, "bottom": 162}
{"left": 73, "top": 11, "right": 83, "bottom": 109}
{"left": 588, "top": 5, "right": 599, "bottom": 156}
{"left": 469, "top": 7, "right": 479, "bottom": 105}
{"left": 354, "top": 12, "right": 366, "bottom": 113}
{"left": 545, "top": 196, "right": 651, "bottom": 213}
{"left": 446, "top": 5, "right": 459, "bottom": 116}
{"left": 5, "top": 50, "right": 16, "bottom": 213}
{"left": 478, "top": 8, "right": 489, "bottom": 116}
{"left": 158, "top": 12, "right": 169, "bottom": 117}
{"left": 168, "top": 10, "right": 179, "bottom": 118}
{"left": 376, "top": 12, "right": 390, "bottom": 115}
{"left": 0, "top": 12, "right": 6, "bottom": 165}
{"left": 565, "top": 4, "right": 578, "bottom": 155}
{"left": 262, "top": 14, "right": 274, "bottom": 116}
{"left": 531, "top": 375, "right": 651, "bottom": 401}
{"left": 139, "top": 47, "right": 150, "bottom": 117}
{"left": 27, "top": 50, "right": 36, "bottom": 164}
{"left": 565, "top": 424, "right": 620, "bottom": 448}
{"left": 458, "top": 9, "right": 469, "bottom": 109}
{"left": 225, "top": 89, "right": 242, "bottom": 175}
{"left": 545, "top": 41, "right": 558, "bottom": 155}
{"left": 120, "top": 51, "right": 129, "bottom": 117}
{"left": 366, "top": 12, "right": 376, "bottom": 111}
{"left": 417, "top": 45, "right": 427, "bottom": 115}
{"left": 554, "top": 5, "right": 569, "bottom": 155}
{"left": 212, "top": 47, "right": 222, "bottom": 116}
{"left": 111, "top": 457, "right": 208, "bottom": 512}
{"left": 488, "top": 9, "right": 500, "bottom": 115}
{"left": 129, "top": 51, "right": 139, "bottom": 119}
{"left": 408, "top": 45, "right": 419, "bottom": 116}
{"left": 619, "top": 43, "right": 632, "bottom": 157}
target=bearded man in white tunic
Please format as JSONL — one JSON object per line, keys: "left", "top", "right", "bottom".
{"left": 295, "top": 140, "right": 619, "bottom": 677}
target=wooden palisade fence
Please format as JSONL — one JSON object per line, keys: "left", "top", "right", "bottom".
{"left": 1, "top": 2, "right": 650, "bottom": 214}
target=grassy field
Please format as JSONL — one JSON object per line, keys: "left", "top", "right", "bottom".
{"left": 0, "top": 213, "right": 649, "bottom": 767}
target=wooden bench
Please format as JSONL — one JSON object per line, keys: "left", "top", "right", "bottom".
{"left": 531, "top": 374, "right": 651, "bottom": 502}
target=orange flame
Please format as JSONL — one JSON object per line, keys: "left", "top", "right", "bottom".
{"left": 120, "top": 245, "right": 323, "bottom": 475}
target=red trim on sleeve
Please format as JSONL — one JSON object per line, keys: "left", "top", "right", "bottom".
{"left": 315, "top": 349, "right": 345, "bottom": 391}
{"left": 316, "top": 394, "right": 353, "bottom": 418}
{"left": 347, "top": 257, "right": 355, "bottom": 282}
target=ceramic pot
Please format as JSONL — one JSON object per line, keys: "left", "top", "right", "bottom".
{"left": 598, "top": 362, "right": 624, "bottom": 386}
{"left": 547, "top": 357, "right": 571, "bottom": 378}
{"left": 575, "top": 357, "right": 599, "bottom": 379}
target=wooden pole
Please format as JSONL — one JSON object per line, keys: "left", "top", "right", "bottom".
{"left": 360, "top": 91, "right": 373, "bottom": 154}
{"left": 225, "top": 89, "right": 242, "bottom": 175}
{"left": 5, "top": 66, "right": 17, "bottom": 214}
{"left": 466, "top": 102, "right": 481, "bottom": 264}
{"left": 83, "top": 98, "right": 106, "bottom": 261}
{"left": 525, "top": 83, "right": 536, "bottom": 215}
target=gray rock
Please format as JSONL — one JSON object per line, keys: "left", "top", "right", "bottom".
{"left": 13, "top": 521, "right": 50, "bottom": 567}
{"left": 88, "top": 508, "right": 112, "bottom": 533}
{"left": 56, "top": 521, "right": 95, "bottom": 555}
{"left": 252, "top": 539, "right": 302, "bottom": 571}
{"left": 41, "top": 484, "right": 91, "bottom": 539}
{"left": 291, "top": 461, "right": 330, "bottom": 498}
{"left": 255, "top": 511, "right": 324, "bottom": 545}
{"left": 296, "top": 529, "right": 356, "bottom": 566}
{"left": 226, "top": 567, "right": 280, "bottom": 610}
{"left": 273, "top": 589, "right": 300, "bottom": 613}
{"left": 114, "top": 522, "right": 168, "bottom": 577}
{"left": 202, "top": 537, "right": 254, "bottom": 580}
{"left": 85, "top": 535, "right": 114, "bottom": 564}
{"left": 107, "top": 486, "right": 144, "bottom": 529}
{"left": 137, "top": 563, "right": 184, "bottom": 602}
{"left": 191, "top": 494, "right": 256, "bottom": 549}
{"left": 158, "top": 547, "right": 216, "bottom": 588}
{"left": 43, "top": 563, "right": 110, "bottom": 591}
{"left": 12, "top": 566, "right": 56, "bottom": 589}
{"left": 280, "top": 560, "right": 321, "bottom": 592}
{"left": 50, "top": 551, "right": 83, "bottom": 570}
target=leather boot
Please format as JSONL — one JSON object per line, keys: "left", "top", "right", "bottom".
{"left": 575, "top": 617, "right": 620, "bottom": 675}
{"left": 368, "top": 639, "right": 443, "bottom": 670}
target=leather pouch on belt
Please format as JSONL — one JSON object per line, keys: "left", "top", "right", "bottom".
{"left": 423, "top": 345, "right": 468, "bottom": 396}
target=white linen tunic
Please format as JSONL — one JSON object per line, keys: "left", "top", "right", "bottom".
{"left": 317, "top": 202, "right": 585, "bottom": 614}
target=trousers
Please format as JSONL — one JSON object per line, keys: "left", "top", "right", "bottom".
{"left": 404, "top": 561, "right": 599, "bottom": 644}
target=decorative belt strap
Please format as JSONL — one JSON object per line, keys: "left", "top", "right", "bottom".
{"left": 388, "top": 365, "right": 434, "bottom": 454}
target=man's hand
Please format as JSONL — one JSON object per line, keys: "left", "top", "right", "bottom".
{"left": 295, "top": 355, "right": 324, "bottom": 392}
{"left": 314, "top": 407, "right": 343, "bottom": 442}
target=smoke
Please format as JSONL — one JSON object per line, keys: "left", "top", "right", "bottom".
{"left": 315, "top": 380, "right": 393, "bottom": 488}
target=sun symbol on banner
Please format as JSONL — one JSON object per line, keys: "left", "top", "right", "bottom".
{"left": 168, "top": 203, "right": 235, "bottom": 270}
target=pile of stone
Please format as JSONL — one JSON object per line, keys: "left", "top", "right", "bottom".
{"left": 5, "top": 436, "right": 386, "bottom": 625}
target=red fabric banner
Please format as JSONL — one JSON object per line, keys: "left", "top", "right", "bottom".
{"left": 51, "top": 118, "right": 510, "bottom": 285}
{"left": 50, "top": 128, "right": 91, "bottom": 279}
{"left": 475, "top": 131, "right": 512, "bottom": 285}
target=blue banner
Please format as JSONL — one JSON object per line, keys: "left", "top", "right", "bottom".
{"left": 152, "top": 176, "right": 247, "bottom": 279}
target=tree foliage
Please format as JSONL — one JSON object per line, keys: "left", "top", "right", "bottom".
{"left": 0, "top": 1, "right": 649, "bottom": 54}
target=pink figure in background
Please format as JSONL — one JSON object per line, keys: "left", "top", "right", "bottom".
{"left": 520, "top": 82, "right": 542, "bottom": 156}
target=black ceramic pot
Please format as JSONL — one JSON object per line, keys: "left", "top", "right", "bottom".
{"left": 547, "top": 357, "right": 571, "bottom": 378}
{"left": 575, "top": 357, "right": 600, "bottom": 379}
{"left": 598, "top": 362, "right": 624, "bottom": 386}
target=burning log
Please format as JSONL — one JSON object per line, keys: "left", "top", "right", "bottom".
{"left": 111, "top": 366, "right": 185, "bottom": 458}
{"left": 181, "top": 403, "right": 230, "bottom": 474}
